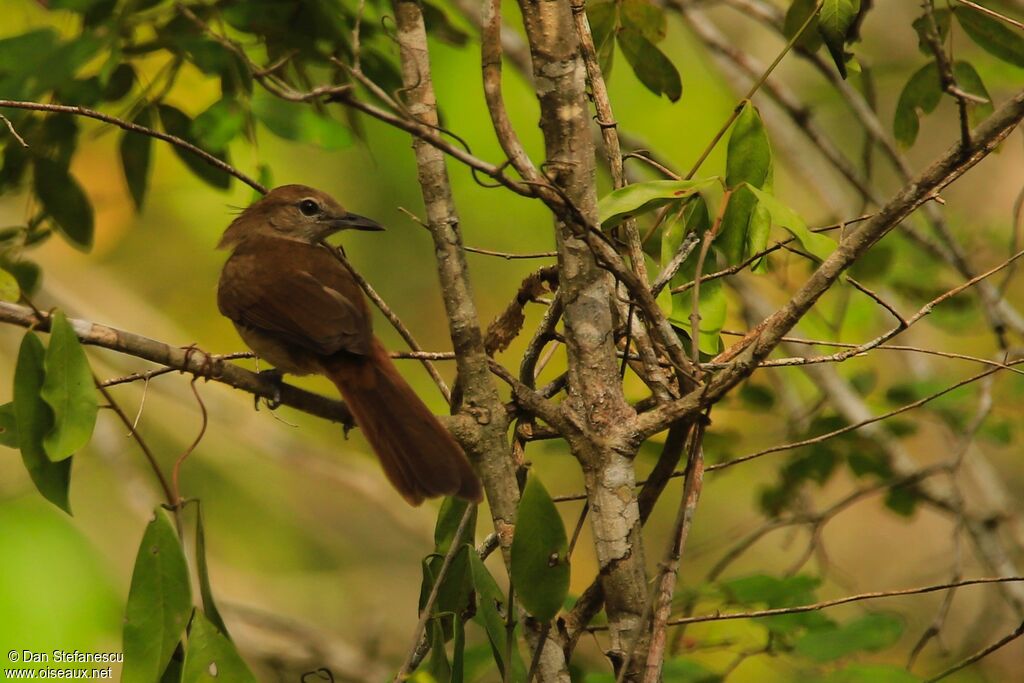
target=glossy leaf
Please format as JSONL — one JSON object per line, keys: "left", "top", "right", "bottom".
{"left": 618, "top": 28, "right": 682, "bottom": 101}
{"left": 893, "top": 63, "right": 942, "bottom": 147}
{"left": 467, "top": 550, "right": 525, "bottom": 681}
{"left": 784, "top": 0, "right": 823, "bottom": 52}
{"left": 122, "top": 509, "right": 193, "bottom": 683}
{"left": 818, "top": 0, "right": 860, "bottom": 78}
{"left": 33, "top": 157, "right": 94, "bottom": 251}
{"left": 955, "top": 6, "right": 1024, "bottom": 68}
{"left": 435, "top": 496, "right": 476, "bottom": 552}
{"left": 795, "top": 613, "right": 903, "bottom": 662}
{"left": 598, "top": 179, "right": 711, "bottom": 227}
{"left": 120, "top": 108, "right": 153, "bottom": 210}
{"left": 745, "top": 185, "right": 836, "bottom": 261}
{"left": 181, "top": 612, "right": 257, "bottom": 683}
{"left": 252, "top": 95, "right": 352, "bottom": 150}
{"left": 158, "top": 105, "right": 232, "bottom": 189}
{"left": 41, "top": 311, "right": 98, "bottom": 461}
{"left": 0, "top": 266, "right": 19, "bottom": 301}
{"left": 13, "top": 333, "right": 71, "bottom": 512}
{"left": 0, "top": 402, "right": 18, "bottom": 448}
{"left": 510, "top": 475, "right": 570, "bottom": 622}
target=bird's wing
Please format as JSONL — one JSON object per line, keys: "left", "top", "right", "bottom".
{"left": 218, "top": 245, "right": 373, "bottom": 357}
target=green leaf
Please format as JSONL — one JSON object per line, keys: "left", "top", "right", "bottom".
{"left": 41, "top": 311, "right": 98, "bottom": 461}
{"left": 158, "top": 105, "right": 232, "bottom": 190}
{"left": 818, "top": 0, "right": 861, "bottom": 78}
{"left": 0, "top": 266, "right": 19, "bottom": 301}
{"left": 669, "top": 248, "right": 727, "bottom": 356}
{"left": 618, "top": 28, "right": 682, "bottom": 101}
{"left": 191, "top": 98, "right": 246, "bottom": 152}
{"left": 3, "top": 260, "right": 41, "bottom": 296}
{"left": 795, "top": 613, "right": 903, "bottom": 662}
{"left": 588, "top": 0, "right": 618, "bottom": 76}
{"left": 726, "top": 103, "right": 773, "bottom": 190}
{"left": 662, "top": 658, "right": 723, "bottom": 683}
{"left": 13, "top": 333, "right": 71, "bottom": 512}
{"left": 252, "top": 94, "right": 352, "bottom": 150}
{"left": 955, "top": 6, "right": 1024, "bottom": 68}
{"left": 467, "top": 550, "right": 525, "bottom": 681}
{"left": 784, "top": 0, "right": 823, "bottom": 52}
{"left": 425, "top": 618, "right": 452, "bottom": 682}
{"left": 884, "top": 485, "right": 920, "bottom": 517}
{"left": 420, "top": 546, "right": 472, "bottom": 641}
{"left": 510, "top": 475, "right": 570, "bottom": 622}
{"left": 952, "top": 61, "right": 995, "bottom": 126}
{"left": 744, "top": 185, "right": 836, "bottom": 261}
{"left": 195, "top": 503, "right": 229, "bottom": 636}
{"left": 739, "top": 383, "right": 775, "bottom": 410}
{"left": 181, "top": 612, "right": 257, "bottom": 683}
{"left": 598, "top": 179, "right": 711, "bottom": 227}
{"left": 893, "top": 63, "right": 942, "bottom": 147}
{"left": 721, "top": 104, "right": 774, "bottom": 265}
{"left": 120, "top": 108, "right": 153, "bottom": 210}
{"left": 0, "top": 402, "right": 18, "bottom": 448}
{"left": 122, "top": 508, "right": 193, "bottom": 683}
{"left": 435, "top": 496, "right": 476, "bottom": 552}
{"left": 823, "top": 664, "right": 921, "bottom": 683}
{"left": 722, "top": 574, "right": 821, "bottom": 608}
{"left": 912, "top": 10, "right": 950, "bottom": 55}
{"left": 620, "top": 0, "right": 667, "bottom": 43}
{"left": 33, "top": 157, "right": 94, "bottom": 251}
{"left": 588, "top": 2, "right": 619, "bottom": 56}
{"left": 422, "top": 1, "right": 471, "bottom": 47}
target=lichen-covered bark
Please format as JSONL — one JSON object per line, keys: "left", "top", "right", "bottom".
{"left": 513, "top": 0, "right": 650, "bottom": 676}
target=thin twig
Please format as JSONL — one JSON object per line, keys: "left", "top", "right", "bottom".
{"left": 0, "top": 100, "right": 266, "bottom": 193}
{"left": 393, "top": 503, "right": 476, "bottom": 681}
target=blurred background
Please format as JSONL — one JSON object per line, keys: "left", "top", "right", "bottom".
{"left": 1, "top": 0, "right": 1022, "bottom": 681}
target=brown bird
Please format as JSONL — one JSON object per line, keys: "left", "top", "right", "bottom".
{"left": 217, "top": 184, "right": 482, "bottom": 505}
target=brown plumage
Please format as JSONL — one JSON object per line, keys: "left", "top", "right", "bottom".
{"left": 217, "top": 184, "right": 482, "bottom": 505}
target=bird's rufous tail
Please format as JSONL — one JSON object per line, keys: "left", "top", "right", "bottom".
{"left": 323, "top": 339, "right": 482, "bottom": 506}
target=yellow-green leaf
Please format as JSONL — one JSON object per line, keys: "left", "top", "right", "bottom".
{"left": 598, "top": 178, "right": 713, "bottom": 227}
{"left": 0, "top": 266, "right": 20, "bottom": 301}
{"left": 745, "top": 185, "right": 836, "bottom": 262}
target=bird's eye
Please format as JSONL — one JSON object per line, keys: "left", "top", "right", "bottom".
{"left": 298, "top": 199, "right": 320, "bottom": 216}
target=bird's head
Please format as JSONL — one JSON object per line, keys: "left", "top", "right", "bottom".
{"left": 218, "top": 184, "right": 383, "bottom": 249}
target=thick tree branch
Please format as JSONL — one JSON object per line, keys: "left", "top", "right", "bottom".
{"left": 635, "top": 87, "right": 1024, "bottom": 439}
{"left": 0, "top": 301, "right": 352, "bottom": 425}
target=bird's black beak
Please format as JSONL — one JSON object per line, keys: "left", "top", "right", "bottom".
{"left": 327, "top": 212, "right": 385, "bottom": 232}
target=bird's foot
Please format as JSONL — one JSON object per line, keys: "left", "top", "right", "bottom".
{"left": 256, "top": 368, "right": 284, "bottom": 410}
